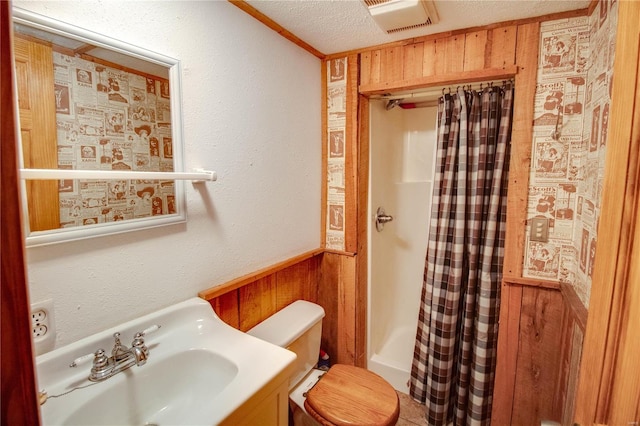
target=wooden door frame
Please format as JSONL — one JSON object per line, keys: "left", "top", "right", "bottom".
{"left": 1, "top": 1, "right": 41, "bottom": 424}
{"left": 574, "top": 1, "right": 640, "bottom": 422}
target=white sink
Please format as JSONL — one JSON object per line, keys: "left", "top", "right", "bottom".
{"left": 36, "top": 297, "right": 296, "bottom": 425}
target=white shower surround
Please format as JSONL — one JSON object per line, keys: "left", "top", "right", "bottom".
{"left": 15, "top": 0, "right": 321, "bottom": 350}
{"left": 368, "top": 100, "right": 437, "bottom": 393}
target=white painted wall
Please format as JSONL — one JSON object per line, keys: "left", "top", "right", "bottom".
{"left": 14, "top": 0, "right": 322, "bottom": 350}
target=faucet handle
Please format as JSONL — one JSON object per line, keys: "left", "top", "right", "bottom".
{"left": 131, "top": 324, "right": 160, "bottom": 351}
{"left": 69, "top": 351, "right": 99, "bottom": 368}
{"left": 140, "top": 324, "right": 161, "bottom": 336}
{"left": 130, "top": 325, "right": 159, "bottom": 366}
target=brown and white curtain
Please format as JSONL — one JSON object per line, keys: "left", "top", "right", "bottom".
{"left": 409, "top": 83, "right": 514, "bottom": 425}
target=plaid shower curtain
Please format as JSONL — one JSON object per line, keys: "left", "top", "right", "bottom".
{"left": 409, "top": 83, "right": 514, "bottom": 425}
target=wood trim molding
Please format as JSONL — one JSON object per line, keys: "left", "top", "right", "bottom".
{"left": 227, "top": 0, "right": 326, "bottom": 59}
{"left": 321, "top": 60, "right": 328, "bottom": 248}
{"left": 359, "top": 65, "right": 519, "bottom": 95}
{"left": 344, "top": 54, "right": 360, "bottom": 253}
{"left": 575, "top": 1, "right": 640, "bottom": 423}
{"left": 502, "top": 22, "right": 539, "bottom": 278}
{"left": 198, "top": 248, "right": 325, "bottom": 300}
{"left": 355, "top": 94, "right": 370, "bottom": 367}
{"left": 504, "top": 276, "right": 561, "bottom": 290}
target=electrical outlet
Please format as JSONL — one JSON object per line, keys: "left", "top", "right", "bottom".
{"left": 31, "top": 299, "right": 55, "bottom": 355}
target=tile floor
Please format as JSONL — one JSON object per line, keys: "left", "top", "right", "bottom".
{"left": 396, "top": 391, "right": 428, "bottom": 426}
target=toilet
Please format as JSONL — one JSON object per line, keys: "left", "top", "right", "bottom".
{"left": 247, "top": 300, "right": 399, "bottom": 426}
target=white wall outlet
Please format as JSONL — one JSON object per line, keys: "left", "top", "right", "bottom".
{"left": 31, "top": 299, "right": 56, "bottom": 355}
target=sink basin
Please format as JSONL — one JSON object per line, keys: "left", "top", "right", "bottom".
{"left": 36, "top": 297, "right": 296, "bottom": 425}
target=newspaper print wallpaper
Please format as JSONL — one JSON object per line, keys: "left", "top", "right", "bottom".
{"left": 523, "top": 1, "right": 618, "bottom": 308}
{"left": 326, "top": 57, "right": 347, "bottom": 251}
{"left": 53, "top": 52, "right": 175, "bottom": 227}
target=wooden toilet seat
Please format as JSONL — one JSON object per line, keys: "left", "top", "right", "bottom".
{"left": 304, "top": 364, "right": 400, "bottom": 426}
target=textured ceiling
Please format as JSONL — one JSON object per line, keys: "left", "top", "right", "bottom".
{"left": 246, "top": 0, "right": 591, "bottom": 55}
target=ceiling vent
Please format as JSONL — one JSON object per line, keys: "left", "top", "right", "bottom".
{"left": 364, "top": 0, "right": 439, "bottom": 34}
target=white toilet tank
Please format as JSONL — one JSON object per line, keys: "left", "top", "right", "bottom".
{"left": 247, "top": 300, "right": 325, "bottom": 390}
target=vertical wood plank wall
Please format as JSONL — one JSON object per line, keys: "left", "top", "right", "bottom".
{"left": 198, "top": 250, "right": 361, "bottom": 367}
{"left": 199, "top": 253, "right": 321, "bottom": 332}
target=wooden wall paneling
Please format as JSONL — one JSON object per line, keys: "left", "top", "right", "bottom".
{"left": 488, "top": 25, "right": 518, "bottom": 68}
{"left": 491, "top": 282, "right": 523, "bottom": 425}
{"left": 206, "top": 254, "right": 321, "bottom": 332}
{"left": 511, "top": 287, "right": 564, "bottom": 425}
{"left": 360, "top": 66, "right": 518, "bottom": 96}
{"left": 14, "top": 36, "right": 60, "bottom": 231}
{"left": 1, "top": 2, "right": 41, "bottom": 422}
{"left": 355, "top": 95, "right": 370, "bottom": 368}
{"left": 360, "top": 51, "right": 372, "bottom": 86}
{"left": 553, "top": 307, "right": 574, "bottom": 422}
{"left": 380, "top": 46, "right": 404, "bottom": 84}
{"left": 575, "top": 1, "right": 640, "bottom": 423}
{"left": 318, "top": 253, "right": 357, "bottom": 366}
{"left": 302, "top": 254, "right": 321, "bottom": 303}
{"left": 434, "top": 35, "right": 465, "bottom": 75}
{"left": 403, "top": 42, "right": 424, "bottom": 80}
{"left": 462, "top": 30, "right": 488, "bottom": 71}
{"left": 318, "top": 253, "right": 340, "bottom": 364}
{"left": 198, "top": 249, "right": 323, "bottom": 301}
{"left": 344, "top": 53, "right": 360, "bottom": 253}
{"left": 209, "top": 291, "right": 240, "bottom": 329}
{"left": 491, "top": 21, "right": 539, "bottom": 425}
{"left": 541, "top": 281, "right": 586, "bottom": 424}
{"left": 560, "top": 281, "right": 588, "bottom": 332}
{"left": 238, "top": 276, "right": 277, "bottom": 332}
{"left": 370, "top": 50, "right": 382, "bottom": 85}
{"left": 338, "top": 255, "right": 356, "bottom": 366}
{"left": 361, "top": 49, "right": 382, "bottom": 86}
{"left": 562, "top": 324, "right": 583, "bottom": 426}
{"left": 275, "top": 260, "right": 314, "bottom": 310}
{"left": 421, "top": 39, "right": 437, "bottom": 78}
{"left": 502, "top": 22, "right": 539, "bottom": 278}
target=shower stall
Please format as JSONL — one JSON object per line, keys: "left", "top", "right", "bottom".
{"left": 367, "top": 99, "right": 437, "bottom": 393}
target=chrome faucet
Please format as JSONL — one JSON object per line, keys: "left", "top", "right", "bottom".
{"left": 70, "top": 325, "right": 160, "bottom": 382}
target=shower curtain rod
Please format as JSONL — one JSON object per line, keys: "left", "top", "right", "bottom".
{"left": 376, "top": 79, "right": 513, "bottom": 110}
{"left": 373, "top": 79, "right": 513, "bottom": 102}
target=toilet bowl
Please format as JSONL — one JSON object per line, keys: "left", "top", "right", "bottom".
{"left": 247, "top": 300, "right": 399, "bottom": 426}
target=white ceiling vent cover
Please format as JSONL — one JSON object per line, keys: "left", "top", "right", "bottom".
{"left": 364, "top": 0, "right": 439, "bottom": 34}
